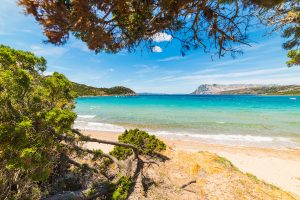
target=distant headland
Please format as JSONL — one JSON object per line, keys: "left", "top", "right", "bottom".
{"left": 72, "top": 82, "right": 136, "bottom": 96}
{"left": 191, "top": 84, "right": 300, "bottom": 95}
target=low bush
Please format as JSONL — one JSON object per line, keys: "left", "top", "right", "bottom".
{"left": 110, "top": 129, "right": 166, "bottom": 160}
{"left": 112, "top": 176, "right": 134, "bottom": 200}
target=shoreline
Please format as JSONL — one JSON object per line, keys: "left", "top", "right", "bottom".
{"left": 74, "top": 126, "right": 300, "bottom": 150}
{"left": 81, "top": 130, "right": 300, "bottom": 197}
{"left": 77, "top": 94, "right": 300, "bottom": 96}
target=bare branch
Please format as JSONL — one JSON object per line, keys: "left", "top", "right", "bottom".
{"left": 72, "top": 129, "right": 139, "bottom": 158}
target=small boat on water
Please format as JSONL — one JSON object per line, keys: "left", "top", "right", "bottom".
{"left": 289, "top": 97, "right": 297, "bottom": 100}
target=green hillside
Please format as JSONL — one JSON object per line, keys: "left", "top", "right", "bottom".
{"left": 220, "top": 85, "right": 300, "bottom": 95}
{"left": 72, "top": 82, "right": 136, "bottom": 96}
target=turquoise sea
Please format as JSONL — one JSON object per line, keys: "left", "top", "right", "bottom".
{"left": 74, "top": 95, "right": 300, "bottom": 148}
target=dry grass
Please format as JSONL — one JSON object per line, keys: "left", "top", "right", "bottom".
{"left": 138, "top": 149, "right": 298, "bottom": 200}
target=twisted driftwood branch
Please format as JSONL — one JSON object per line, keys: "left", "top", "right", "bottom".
{"left": 72, "top": 129, "right": 139, "bottom": 159}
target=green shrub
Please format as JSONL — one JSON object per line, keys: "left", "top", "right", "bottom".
{"left": 0, "top": 45, "right": 77, "bottom": 199}
{"left": 112, "top": 176, "right": 134, "bottom": 200}
{"left": 110, "top": 129, "right": 166, "bottom": 160}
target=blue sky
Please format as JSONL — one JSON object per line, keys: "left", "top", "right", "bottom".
{"left": 1, "top": 0, "right": 300, "bottom": 94}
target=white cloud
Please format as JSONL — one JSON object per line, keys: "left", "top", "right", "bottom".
{"left": 52, "top": 65, "right": 72, "bottom": 71}
{"left": 30, "top": 45, "right": 68, "bottom": 57}
{"left": 69, "top": 40, "right": 90, "bottom": 52}
{"left": 158, "top": 56, "right": 183, "bottom": 62}
{"left": 197, "top": 68, "right": 220, "bottom": 74}
{"left": 43, "top": 71, "right": 54, "bottom": 76}
{"left": 159, "top": 67, "right": 292, "bottom": 82}
{"left": 134, "top": 67, "right": 300, "bottom": 93}
{"left": 117, "top": 49, "right": 128, "bottom": 56}
{"left": 123, "top": 79, "right": 131, "bottom": 83}
{"left": 21, "top": 29, "right": 34, "bottom": 33}
{"left": 152, "top": 46, "right": 162, "bottom": 53}
{"left": 151, "top": 32, "right": 172, "bottom": 42}
{"left": 0, "top": 30, "right": 11, "bottom": 35}
{"left": 210, "top": 57, "right": 257, "bottom": 67}
{"left": 134, "top": 64, "right": 159, "bottom": 75}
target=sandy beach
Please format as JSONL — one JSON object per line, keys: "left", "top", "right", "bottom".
{"left": 82, "top": 130, "right": 300, "bottom": 197}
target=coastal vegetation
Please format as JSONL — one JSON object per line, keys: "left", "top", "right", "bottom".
{"left": 18, "top": 0, "right": 299, "bottom": 66}
{"left": 110, "top": 129, "right": 166, "bottom": 160}
{"left": 0, "top": 45, "right": 165, "bottom": 199}
{"left": 0, "top": 45, "right": 76, "bottom": 198}
{"left": 72, "top": 82, "right": 136, "bottom": 96}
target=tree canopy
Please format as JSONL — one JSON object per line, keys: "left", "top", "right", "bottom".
{"left": 257, "top": 0, "right": 299, "bottom": 66}
{"left": 18, "top": 0, "right": 299, "bottom": 63}
{"left": 0, "top": 45, "right": 77, "bottom": 198}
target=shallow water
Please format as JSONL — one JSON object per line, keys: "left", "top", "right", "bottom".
{"left": 74, "top": 95, "right": 300, "bottom": 148}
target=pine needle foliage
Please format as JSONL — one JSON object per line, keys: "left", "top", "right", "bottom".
{"left": 110, "top": 129, "right": 166, "bottom": 160}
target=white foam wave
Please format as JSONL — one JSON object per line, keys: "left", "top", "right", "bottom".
{"left": 153, "top": 131, "right": 291, "bottom": 143}
{"left": 73, "top": 122, "right": 124, "bottom": 132}
{"left": 74, "top": 120, "right": 86, "bottom": 123}
{"left": 89, "top": 106, "right": 101, "bottom": 110}
{"left": 77, "top": 115, "right": 96, "bottom": 119}
{"left": 185, "top": 134, "right": 290, "bottom": 142}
